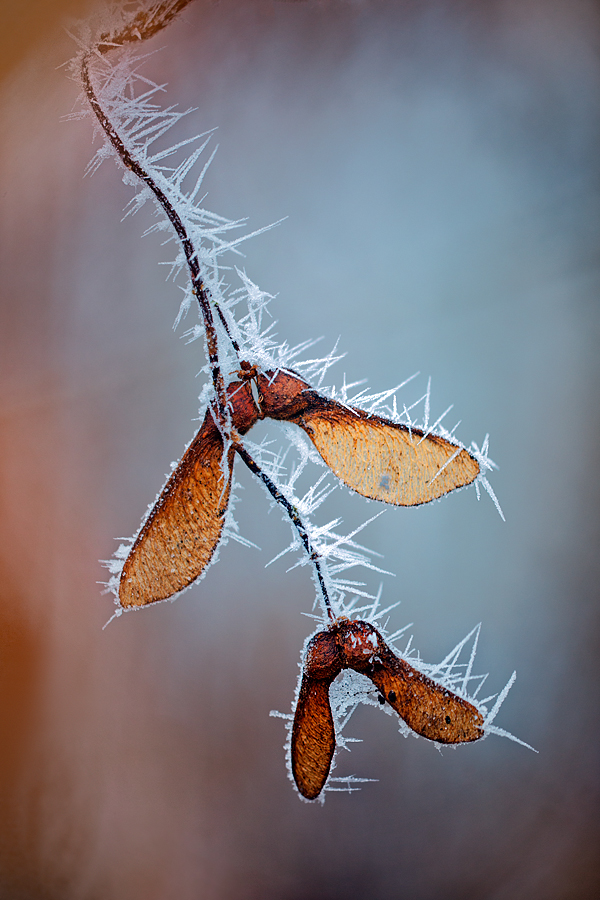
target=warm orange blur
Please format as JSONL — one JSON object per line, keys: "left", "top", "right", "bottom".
{"left": 0, "top": 0, "right": 94, "bottom": 82}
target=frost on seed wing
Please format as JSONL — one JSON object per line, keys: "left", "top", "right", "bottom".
{"left": 118, "top": 406, "right": 233, "bottom": 608}
{"left": 292, "top": 676, "right": 338, "bottom": 801}
{"left": 300, "top": 404, "right": 479, "bottom": 506}
{"left": 259, "top": 370, "right": 480, "bottom": 506}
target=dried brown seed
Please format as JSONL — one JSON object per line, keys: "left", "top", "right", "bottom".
{"left": 119, "top": 407, "right": 233, "bottom": 608}
{"left": 118, "top": 381, "right": 259, "bottom": 608}
{"left": 304, "top": 630, "right": 343, "bottom": 679}
{"left": 291, "top": 631, "right": 342, "bottom": 800}
{"left": 259, "top": 371, "right": 480, "bottom": 506}
{"left": 291, "top": 621, "right": 483, "bottom": 800}
{"left": 257, "top": 369, "right": 309, "bottom": 420}
{"left": 121, "top": 362, "right": 479, "bottom": 610}
{"left": 337, "top": 620, "right": 484, "bottom": 744}
{"left": 227, "top": 378, "right": 262, "bottom": 433}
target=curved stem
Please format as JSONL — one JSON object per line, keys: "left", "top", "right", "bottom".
{"left": 96, "top": 1, "right": 197, "bottom": 53}
{"left": 81, "top": 53, "right": 230, "bottom": 422}
{"left": 234, "top": 443, "right": 334, "bottom": 621}
{"left": 84, "top": 23, "right": 333, "bottom": 621}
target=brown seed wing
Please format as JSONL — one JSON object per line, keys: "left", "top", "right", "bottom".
{"left": 119, "top": 409, "right": 232, "bottom": 608}
{"left": 298, "top": 404, "right": 479, "bottom": 506}
{"left": 369, "top": 654, "right": 484, "bottom": 744}
{"left": 291, "top": 675, "right": 337, "bottom": 800}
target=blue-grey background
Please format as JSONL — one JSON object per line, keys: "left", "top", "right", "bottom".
{"left": 0, "top": 0, "right": 599, "bottom": 897}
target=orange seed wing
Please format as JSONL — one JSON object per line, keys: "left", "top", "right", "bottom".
{"left": 119, "top": 407, "right": 232, "bottom": 608}
{"left": 299, "top": 402, "right": 479, "bottom": 506}
{"left": 291, "top": 675, "right": 337, "bottom": 800}
{"left": 258, "top": 371, "right": 479, "bottom": 506}
{"left": 368, "top": 653, "right": 484, "bottom": 744}
{"left": 291, "top": 630, "right": 342, "bottom": 800}
{"left": 337, "top": 619, "right": 483, "bottom": 744}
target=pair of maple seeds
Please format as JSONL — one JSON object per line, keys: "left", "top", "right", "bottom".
{"left": 294, "top": 619, "right": 483, "bottom": 800}
{"left": 117, "top": 362, "right": 484, "bottom": 799}
{"left": 119, "top": 365, "right": 480, "bottom": 609}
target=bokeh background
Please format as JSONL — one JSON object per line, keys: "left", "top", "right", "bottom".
{"left": 1, "top": 0, "right": 599, "bottom": 897}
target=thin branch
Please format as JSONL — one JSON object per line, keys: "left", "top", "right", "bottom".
{"left": 234, "top": 442, "right": 334, "bottom": 621}
{"left": 81, "top": 51, "right": 231, "bottom": 421}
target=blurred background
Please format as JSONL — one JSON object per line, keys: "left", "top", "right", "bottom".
{"left": 1, "top": 0, "right": 599, "bottom": 897}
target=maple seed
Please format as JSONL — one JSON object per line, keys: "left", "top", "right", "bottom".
{"left": 118, "top": 380, "right": 259, "bottom": 608}
{"left": 119, "top": 407, "right": 233, "bottom": 608}
{"left": 291, "top": 632, "right": 342, "bottom": 800}
{"left": 291, "top": 620, "right": 484, "bottom": 799}
{"left": 118, "top": 363, "right": 479, "bottom": 609}
{"left": 258, "top": 371, "right": 480, "bottom": 505}
{"left": 337, "top": 620, "right": 484, "bottom": 744}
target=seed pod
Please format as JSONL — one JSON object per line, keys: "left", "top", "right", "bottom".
{"left": 291, "top": 621, "right": 483, "bottom": 800}
{"left": 337, "top": 620, "right": 484, "bottom": 744}
{"left": 119, "top": 407, "right": 233, "bottom": 608}
{"left": 259, "top": 371, "right": 480, "bottom": 506}
{"left": 291, "top": 631, "right": 342, "bottom": 800}
{"left": 368, "top": 650, "right": 484, "bottom": 744}
{"left": 118, "top": 381, "right": 258, "bottom": 608}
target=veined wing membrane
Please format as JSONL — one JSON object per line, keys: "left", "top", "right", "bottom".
{"left": 291, "top": 676, "right": 337, "bottom": 800}
{"left": 119, "top": 407, "right": 232, "bottom": 608}
{"left": 297, "top": 402, "right": 479, "bottom": 506}
{"left": 368, "top": 654, "right": 484, "bottom": 744}
{"left": 336, "top": 620, "right": 484, "bottom": 745}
